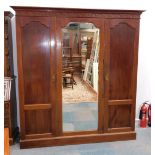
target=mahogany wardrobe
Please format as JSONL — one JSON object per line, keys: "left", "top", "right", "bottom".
{"left": 12, "top": 6, "right": 143, "bottom": 148}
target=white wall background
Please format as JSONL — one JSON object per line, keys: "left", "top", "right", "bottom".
{"left": 1, "top": 0, "right": 155, "bottom": 131}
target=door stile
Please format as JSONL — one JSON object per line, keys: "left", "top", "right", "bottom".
{"left": 55, "top": 17, "right": 63, "bottom": 136}
{"left": 16, "top": 16, "right": 26, "bottom": 139}
{"left": 50, "top": 17, "right": 57, "bottom": 136}
{"left": 102, "top": 19, "right": 110, "bottom": 133}
{"left": 130, "top": 20, "right": 140, "bottom": 131}
{"left": 98, "top": 20, "right": 105, "bottom": 133}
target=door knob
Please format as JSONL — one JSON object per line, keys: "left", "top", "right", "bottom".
{"left": 105, "top": 73, "right": 109, "bottom": 81}
{"left": 52, "top": 75, "right": 56, "bottom": 82}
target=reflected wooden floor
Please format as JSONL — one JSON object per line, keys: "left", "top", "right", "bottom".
{"left": 62, "top": 75, "right": 97, "bottom": 104}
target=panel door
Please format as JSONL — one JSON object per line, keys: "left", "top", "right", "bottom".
{"left": 103, "top": 19, "right": 140, "bottom": 132}
{"left": 16, "top": 16, "right": 56, "bottom": 139}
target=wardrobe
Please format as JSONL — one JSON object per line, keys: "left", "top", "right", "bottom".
{"left": 12, "top": 6, "right": 143, "bottom": 148}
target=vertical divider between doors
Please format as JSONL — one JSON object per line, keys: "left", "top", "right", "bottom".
{"left": 50, "top": 16, "right": 57, "bottom": 136}
{"left": 55, "top": 17, "right": 63, "bottom": 136}
{"left": 98, "top": 20, "right": 104, "bottom": 133}
{"left": 102, "top": 20, "right": 110, "bottom": 132}
{"left": 16, "top": 17, "right": 26, "bottom": 139}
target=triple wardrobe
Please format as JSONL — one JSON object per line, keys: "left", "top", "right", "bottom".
{"left": 12, "top": 6, "right": 143, "bottom": 148}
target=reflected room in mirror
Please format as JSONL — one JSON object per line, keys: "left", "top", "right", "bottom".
{"left": 62, "top": 22, "right": 100, "bottom": 132}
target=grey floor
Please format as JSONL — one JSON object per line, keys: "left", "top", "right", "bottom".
{"left": 63, "top": 102, "right": 97, "bottom": 131}
{"left": 10, "top": 125, "right": 151, "bottom": 155}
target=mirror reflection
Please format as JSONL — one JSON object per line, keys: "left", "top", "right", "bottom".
{"left": 62, "top": 22, "right": 100, "bottom": 132}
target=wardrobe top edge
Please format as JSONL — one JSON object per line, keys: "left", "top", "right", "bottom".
{"left": 11, "top": 6, "right": 144, "bottom": 15}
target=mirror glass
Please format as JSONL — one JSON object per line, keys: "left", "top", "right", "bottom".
{"left": 62, "top": 22, "right": 100, "bottom": 132}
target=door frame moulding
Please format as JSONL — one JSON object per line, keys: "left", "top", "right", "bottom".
{"left": 56, "top": 17, "right": 103, "bottom": 136}
{"left": 20, "top": 131, "right": 136, "bottom": 148}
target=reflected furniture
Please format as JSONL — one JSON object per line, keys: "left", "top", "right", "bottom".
{"left": 4, "top": 11, "right": 18, "bottom": 144}
{"left": 62, "top": 67, "right": 74, "bottom": 89}
{"left": 62, "top": 30, "right": 82, "bottom": 73}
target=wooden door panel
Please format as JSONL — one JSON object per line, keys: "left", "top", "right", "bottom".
{"left": 22, "top": 21, "right": 51, "bottom": 104}
{"left": 17, "top": 17, "right": 56, "bottom": 139}
{"left": 109, "top": 23, "right": 135, "bottom": 100}
{"left": 108, "top": 105, "right": 131, "bottom": 128}
{"left": 25, "top": 109, "right": 52, "bottom": 134}
{"left": 104, "top": 19, "right": 139, "bottom": 131}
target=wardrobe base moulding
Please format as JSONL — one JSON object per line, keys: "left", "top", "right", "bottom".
{"left": 20, "top": 131, "right": 136, "bottom": 149}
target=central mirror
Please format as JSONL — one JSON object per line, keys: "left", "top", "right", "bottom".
{"left": 62, "top": 22, "right": 100, "bottom": 132}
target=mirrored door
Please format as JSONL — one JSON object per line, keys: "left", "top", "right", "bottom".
{"left": 62, "top": 22, "right": 100, "bottom": 132}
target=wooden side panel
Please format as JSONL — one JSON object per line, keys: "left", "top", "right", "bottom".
{"left": 104, "top": 19, "right": 140, "bottom": 131}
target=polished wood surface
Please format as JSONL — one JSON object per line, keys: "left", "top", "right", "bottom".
{"left": 25, "top": 110, "right": 52, "bottom": 134}
{"left": 22, "top": 20, "right": 51, "bottom": 104}
{"left": 109, "top": 22, "right": 134, "bottom": 100}
{"left": 104, "top": 19, "right": 140, "bottom": 131}
{"left": 12, "top": 6, "right": 143, "bottom": 148}
{"left": 20, "top": 131, "right": 136, "bottom": 148}
{"left": 108, "top": 105, "right": 131, "bottom": 128}
{"left": 4, "top": 128, "right": 10, "bottom": 155}
{"left": 12, "top": 6, "right": 143, "bottom": 18}
{"left": 16, "top": 16, "right": 56, "bottom": 139}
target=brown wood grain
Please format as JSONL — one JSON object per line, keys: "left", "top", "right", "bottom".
{"left": 22, "top": 21, "right": 51, "bottom": 104}
{"left": 109, "top": 22, "right": 135, "bottom": 100}
{"left": 25, "top": 109, "right": 52, "bottom": 134}
{"left": 104, "top": 19, "right": 140, "bottom": 130}
{"left": 108, "top": 99, "right": 133, "bottom": 105}
{"left": 20, "top": 131, "right": 136, "bottom": 149}
{"left": 16, "top": 16, "right": 56, "bottom": 139}
{"left": 24, "top": 104, "right": 51, "bottom": 110}
{"left": 108, "top": 105, "right": 131, "bottom": 128}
